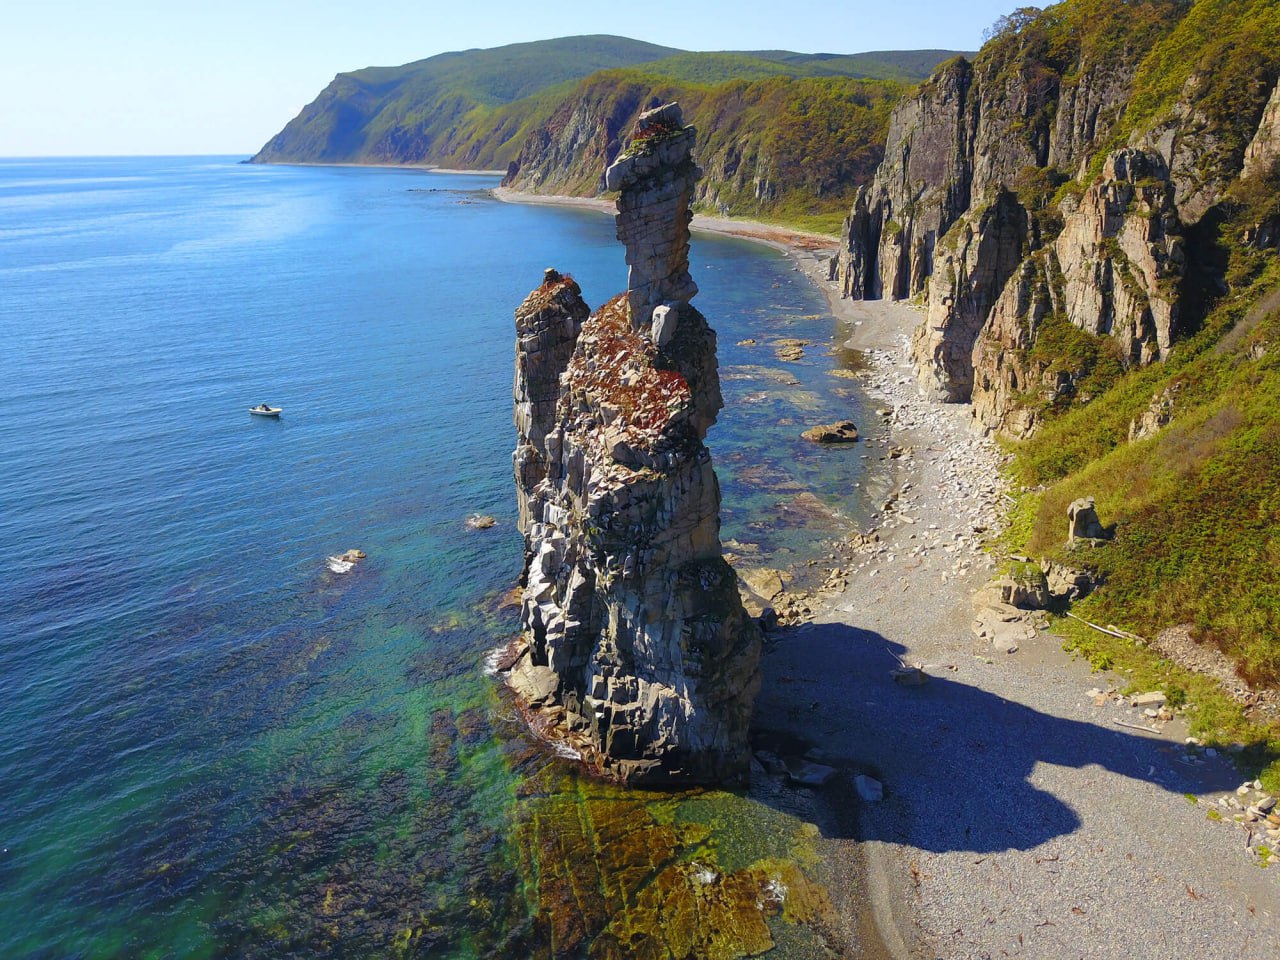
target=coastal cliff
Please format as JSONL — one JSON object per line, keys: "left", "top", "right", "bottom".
{"left": 831, "top": 0, "right": 1280, "bottom": 696}
{"left": 832, "top": 0, "right": 1279, "bottom": 438}
{"left": 499, "top": 74, "right": 903, "bottom": 228}
{"left": 506, "top": 103, "right": 761, "bottom": 785}
{"left": 251, "top": 38, "right": 963, "bottom": 231}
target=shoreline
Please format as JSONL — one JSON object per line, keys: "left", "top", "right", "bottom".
{"left": 493, "top": 183, "right": 1280, "bottom": 957}
{"left": 250, "top": 159, "right": 507, "bottom": 175}
{"left": 760, "top": 269, "right": 1280, "bottom": 956}
{"left": 490, "top": 185, "right": 841, "bottom": 250}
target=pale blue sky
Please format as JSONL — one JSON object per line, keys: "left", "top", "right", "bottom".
{"left": 2, "top": 0, "right": 1016, "bottom": 156}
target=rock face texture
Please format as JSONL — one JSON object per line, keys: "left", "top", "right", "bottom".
{"left": 912, "top": 190, "right": 1028, "bottom": 401}
{"left": 1243, "top": 81, "right": 1280, "bottom": 181}
{"left": 1055, "top": 149, "right": 1185, "bottom": 364}
{"left": 507, "top": 104, "right": 761, "bottom": 785}
{"left": 604, "top": 102, "right": 700, "bottom": 325}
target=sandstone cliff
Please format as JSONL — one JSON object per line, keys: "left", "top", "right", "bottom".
{"left": 831, "top": 1, "right": 1280, "bottom": 438}
{"left": 506, "top": 103, "right": 761, "bottom": 785}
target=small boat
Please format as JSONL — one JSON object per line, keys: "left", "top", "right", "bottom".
{"left": 249, "top": 404, "right": 281, "bottom": 417}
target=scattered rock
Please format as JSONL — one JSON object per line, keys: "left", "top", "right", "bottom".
{"left": 785, "top": 758, "right": 837, "bottom": 788}
{"left": 1067, "top": 496, "right": 1107, "bottom": 544}
{"left": 740, "top": 567, "right": 790, "bottom": 602}
{"left": 465, "top": 514, "right": 497, "bottom": 530}
{"left": 754, "top": 750, "right": 787, "bottom": 775}
{"left": 774, "top": 338, "right": 810, "bottom": 362}
{"left": 649, "top": 303, "right": 678, "bottom": 347}
{"left": 854, "top": 774, "right": 885, "bottom": 803}
{"left": 802, "top": 420, "right": 860, "bottom": 444}
{"left": 891, "top": 666, "right": 930, "bottom": 686}
{"left": 1132, "top": 691, "right": 1167, "bottom": 707}
{"left": 326, "top": 548, "right": 368, "bottom": 573}
{"left": 974, "top": 570, "right": 1050, "bottom": 611}
{"left": 1042, "top": 561, "right": 1095, "bottom": 601}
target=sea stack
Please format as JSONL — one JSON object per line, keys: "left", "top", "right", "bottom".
{"left": 507, "top": 102, "right": 761, "bottom": 785}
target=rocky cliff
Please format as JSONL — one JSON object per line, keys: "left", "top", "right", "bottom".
{"left": 831, "top": 0, "right": 1279, "bottom": 437}
{"left": 506, "top": 103, "right": 761, "bottom": 785}
{"left": 501, "top": 73, "right": 904, "bottom": 228}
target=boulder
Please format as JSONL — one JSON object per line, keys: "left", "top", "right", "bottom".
{"left": 854, "top": 774, "right": 885, "bottom": 802}
{"left": 1067, "top": 496, "right": 1106, "bottom": 543}
{"left": 802, "top": 420, "right": 860, "bottom": 444}
{"left": 1042, "top": 561, "right": 1095, "bottom": 601}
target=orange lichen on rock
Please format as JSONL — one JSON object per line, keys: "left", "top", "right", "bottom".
{"left": 563, "top": 294, "right": 692, "bottom": 452}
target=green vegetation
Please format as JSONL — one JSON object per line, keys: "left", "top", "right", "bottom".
{"left": 253, "top": 36, "right": 963, "bottom": 181}
{"left": 254, "top": 36, "right": 680, "bottom": 164}
{"left": 1054, "top": 615, "right": 1280, "bottom": 791}
{"left": 955, "top": 1, "right": 1280, "bottom": 791}
{"left": 1004, "top": 246, "right": 1280, "bottom": 784}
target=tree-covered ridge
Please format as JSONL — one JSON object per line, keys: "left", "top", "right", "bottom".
{"left": 251, "top": 37, "right": 967, "bottom": 168}
{"left": 253, "top": 36, "right": 680, "bottom": 164}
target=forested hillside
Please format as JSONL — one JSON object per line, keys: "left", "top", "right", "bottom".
{"left": 251, "top": 38, "right": 964, "bottom": 229}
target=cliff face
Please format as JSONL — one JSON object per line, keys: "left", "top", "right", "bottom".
{"left": 1053, "top": 149, "right": 1185, "bottom": 364}
{"left": 501, "top": 73, "right": 904, "bottom": 227}
{"left": 832, "top": 1, "right": 1280, "bottom": 437}
{"left": 507, "top": 104, "right": 760, "bottom": 785}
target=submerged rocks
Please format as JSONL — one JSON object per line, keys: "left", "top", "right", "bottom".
{"left": 506, "top": 103, "right": 761, "bottom": 785}
{"left": 801, "top": 420, "right": 860, "bottom": 444}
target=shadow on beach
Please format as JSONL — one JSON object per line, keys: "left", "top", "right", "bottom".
{"left": 752, "top": 620, "right": 1246, "bottom": 853}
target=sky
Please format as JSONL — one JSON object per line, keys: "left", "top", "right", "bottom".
{"left": 2, "top": 0, "right": 1018, "bottom": 156}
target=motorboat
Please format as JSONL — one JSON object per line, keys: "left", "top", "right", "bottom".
{"left": 249, "top": 404, "right": 281, "bottom": 417}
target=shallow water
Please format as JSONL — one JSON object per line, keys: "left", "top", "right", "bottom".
{"left": 1, "top": 156, "right": 880, "bottom": 957}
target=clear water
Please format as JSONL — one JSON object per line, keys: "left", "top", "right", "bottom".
{"left": 0, "top": 157, "right": 878, "bottom": 957}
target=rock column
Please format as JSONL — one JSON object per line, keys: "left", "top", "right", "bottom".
{"left": 507, "top": 103, "right": 761, "bottom": 785}
{"left": 604, "top": 102, "right": 700, "bottom": 327}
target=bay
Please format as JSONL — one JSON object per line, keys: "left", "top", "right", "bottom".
{"left": 0, "top": 156, "right": 880, "bottom": 957}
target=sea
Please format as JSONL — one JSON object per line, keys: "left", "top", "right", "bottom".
{"left": 0, "top": 156, "right": 885, "bottom": 958}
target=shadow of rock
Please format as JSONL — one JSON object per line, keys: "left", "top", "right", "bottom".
{"left": 753, "top": 621, "right": 1243, "bottom": 853}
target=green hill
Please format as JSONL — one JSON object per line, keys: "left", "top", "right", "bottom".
{"left": 252, "top": 36, "right": 681, "bottom": 164}
{"left": 251, "top": 37, "right": 967, "bottom": 167}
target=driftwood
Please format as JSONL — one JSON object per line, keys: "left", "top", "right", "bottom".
{"left": 1112, "top": 718, "right": 1161, "bottom": 735}
{"left": 1065, "top": 611, "right": 1147, "bottom": 644}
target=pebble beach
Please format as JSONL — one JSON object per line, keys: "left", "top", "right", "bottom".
{"left": 763, "top": 239, "right": 1280, "bottom": 960}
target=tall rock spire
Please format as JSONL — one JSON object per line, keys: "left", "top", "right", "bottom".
{"left": 505, "top": 103, "right": 760, "bottom": 785}
{"left": 604, "top": 102, "right": 700, "bottom": 327}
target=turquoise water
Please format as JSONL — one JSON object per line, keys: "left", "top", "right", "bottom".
{"left": 0, "top": 157, "right": 876, "bottom": 957}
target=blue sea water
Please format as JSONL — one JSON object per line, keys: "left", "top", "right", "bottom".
{"left": 0, "top": 157, "right": 880, "bottom": 957}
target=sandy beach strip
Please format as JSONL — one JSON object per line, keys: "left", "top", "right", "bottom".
{"left": 491, "top": 185, "right": 839, "bottom": 250}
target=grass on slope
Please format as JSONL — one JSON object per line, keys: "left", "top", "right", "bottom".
{"left": 255, "top": 39, "right": 964, "bottom": 167}
{"left": 627, "top": 49, "right": 968, "bottom": 87}
{"left": 1014, "top": 257, "right": 1280, "bottom": 690}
